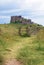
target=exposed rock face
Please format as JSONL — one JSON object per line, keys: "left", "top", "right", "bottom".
{"left": 10, "top": 16, "right": 33, "bottom": 24}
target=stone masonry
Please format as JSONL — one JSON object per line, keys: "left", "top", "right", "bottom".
{"left": 10, "top": 16, "right": 33, "bottom": 24}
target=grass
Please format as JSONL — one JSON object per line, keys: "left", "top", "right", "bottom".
{"left": 16, "top": 28, "right": 44, "bottom": 65}
{"left": 0, "top": 23, "right": 44, "bottom": 65}
{"left": 0, "top": 54, "right": 4, "bottom": 65}
{"left": 17, "top": 46, "right": 41, "bottom": 65}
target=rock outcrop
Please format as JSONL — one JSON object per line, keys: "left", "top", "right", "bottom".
{"left": 10, "top": 16, "right": 33, "bottom": 24}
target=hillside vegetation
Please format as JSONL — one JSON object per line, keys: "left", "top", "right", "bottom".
{"left": 0, "top": 23, "right": 44, "bottom": 65}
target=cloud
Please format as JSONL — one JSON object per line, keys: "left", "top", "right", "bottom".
{"left": 0, "top": 0, "right": 12, "bottom": 5}
{"left": 0, "top": 0, "right": 44, "bottom": 12}
{"left": 0, "top": 0, "right": 44, "bottom": 25}
{"left": 0, "top": 16, "right": 10, "bottom": 24}
{"left": 0, "top": 0, "right": 43, "bottom": 10}
{"left": 0, "top": 0, "right": 44, "bottom": 13}
{"left": 0, "top": 9, "right": 23, "bottom": 14}
{"left": 0, "top": 16, "right": 10, "bottom": 19}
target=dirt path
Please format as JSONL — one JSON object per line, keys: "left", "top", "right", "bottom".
{"left": 5, "top": 59, "right": 22, "bottom": 65}
{"left": 4, "top": 37, "right": 34, "bottom": 65}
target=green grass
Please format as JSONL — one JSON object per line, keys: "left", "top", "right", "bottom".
{"left": 0, "top": 24, "right": 44, "bottom": 65}
{"left": 0, "top": 54, "right": 4, "bottom": 65}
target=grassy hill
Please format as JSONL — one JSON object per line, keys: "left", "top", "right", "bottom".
{"left": 0, "top": 23, "right": 44, "bottom": 65}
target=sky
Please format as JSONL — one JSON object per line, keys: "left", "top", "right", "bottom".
{"left": 0, "top": 0, "right": 44, "bottom": 25}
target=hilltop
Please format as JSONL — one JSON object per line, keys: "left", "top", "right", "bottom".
{"left": 10, "top": 16, "right": 43, "bottom": 36}
{"left": 0, "top": 22, "right": 44, "bottom": 65}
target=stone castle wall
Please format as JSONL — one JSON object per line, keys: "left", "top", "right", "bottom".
{"left": 10, "top": 16, "right": 33, "bottom": 24}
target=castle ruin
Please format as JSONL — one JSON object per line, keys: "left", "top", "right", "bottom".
{"left": 10, "top": 16, "right": 33, "bottom": 24}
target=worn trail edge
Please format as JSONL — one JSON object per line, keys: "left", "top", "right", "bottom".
{"left": 5, "top": 59, "right": 22, "bottom": 65}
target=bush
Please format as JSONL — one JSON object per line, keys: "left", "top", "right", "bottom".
{"left": 0, "top": 28, "right": 2, "bottom": 35}
{"left": 18, "top": 26, "right": 31, "bottom": 37}
{"left": 37, "top": 29, "right": 44, "bottom": 41}
{"left": 26, "top": 26, "right": 31, "bottom": 37}
{"left": 15, "top": 21, "right": 22, "bottom": 24}
{"left": 18, "top": 27, "right": 22, "bottom": 36}
{"left": 34, "top": 28, "right": 44, "bottom": 51}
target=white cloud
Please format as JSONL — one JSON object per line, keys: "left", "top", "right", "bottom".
{"left": 0, "top": 16, "right": 10, "bottom": 19}
{"left": 0, "top": 0, "right": 44, "bottom": 11}
{"left": 0, "top": 9, "right": 23, "bottom": 14}
{"left": 0, "top": 0, "right": 44, "bottom": 13}
{"left": 0, "top": 0, "right": 12, "bottom": 5}
{"left": 32, "top": 18, "right": 44, "bottom": 26}
{"left": 0, "top": 0, "right": 44, "bottom": 25}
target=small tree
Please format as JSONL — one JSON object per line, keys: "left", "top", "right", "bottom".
{"left": 19, "top": 26, "right": 31, "bottom": 37}
{"left": 36, "top": 29, "right": 44, "bottom": 50}
{"left": 19, "top": 27, "right": 22, "bottom": 36}
{"left": 26, "top": 26, "right": 31, "bottom": 37}
{"left": 0, "top": 28, "right": 2, "bottom": 35}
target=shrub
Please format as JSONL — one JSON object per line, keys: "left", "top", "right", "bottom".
{"left": 35, "top": 28, "right": 44, "bottom": 51}
{"left": 26, "top": 26, "right": 31, "bottom": 37}
{"left": 18, "top": 26, "right": 31, "bottom": 37}
{"left": 0, "top": 28, "right": 2, "bottom": 35}
{"left": 15, "top": 21, "right": 22, "bottom": 24}
{"left": 18, "top": 27, "right": 27, "bottom": 37}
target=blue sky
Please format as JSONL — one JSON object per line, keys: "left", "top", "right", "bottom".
{"left": 0, "top": 0, "right": 44, "bottom": 25}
